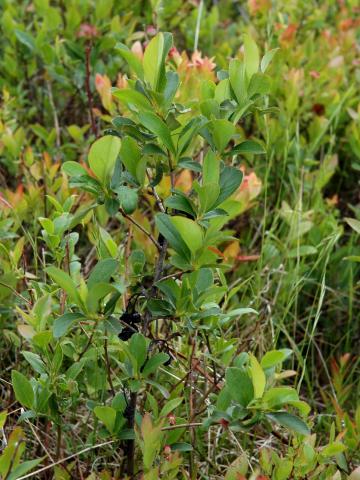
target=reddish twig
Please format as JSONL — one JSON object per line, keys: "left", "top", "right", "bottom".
{"left": 85, "top": 42, "right": 97, "bottom": 137}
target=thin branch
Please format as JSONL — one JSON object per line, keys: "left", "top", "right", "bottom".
{"left": 120, "top": 208, "right": 161, "bottom": 251}
{"left": 146, "top": 170, "right": 165, "bottom": 213}
{"left": 45, "top": 77, "right": 61, "bottom": 154}
{"left": 85, "top": 42, "right": 97, "bottom": 137}
{"left": 161, "top": 422, "right": 202, "bottom": 431}
{"left": 0, "top": 282, "right": 31, "bottom": 305}
{"left": 16, "top": 440, "right": 115, "bottom": 480}
{"left": 104, "top": 328, "right": 115, "bottom": 397}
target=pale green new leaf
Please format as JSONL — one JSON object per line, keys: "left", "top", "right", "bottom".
{"left": 143, "top": 33, "right": 164, "bottom": 91}
{"left": 88, "top": 135, "right": 121, "bottom": 185}
{"left": 94, "top": 406, "right": 116, "bottom": 433}
{"left": 243, "top": 34, "right": 259, "bottom": 79}
{"left": 249, "top": 353, "right": 266, "bottom": 398}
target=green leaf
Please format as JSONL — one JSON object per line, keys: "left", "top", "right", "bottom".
{"left": 243, "top": 34, "right": 259, "bottom": 79}
{"left": 215, "top": 78, "right": 231, "bottom": 103}
{"left": 263, "top": 387, "right": 299, "bottom": 408}
{"left": 202, "top": 150, "right": 220, "bottom": 185}
{"left": 143, "top": 33, "right": 165, "bottom": 91}
{"left": 129, "top": 333, "right": 148, "bottom": 369}
{"left": 273, "top": 459, "right": 293, "bottom": 480}
{"left": 178, "top": 158, "right": 202, "bottom": 172}
{"left": 15, "top": 29, "right": 35, "bottom": 51}
{"left": 115, "top": 186, "right": 138, "bottom": 214}
{"left": 345, "top": 217, "right": 360, "bottom": 234}
{"left": 163, "top": 71, "right": 180, "bottom": 107}
{"left": 216, "top": 386, "right": 232, "bottom": 411}
{"left": 115, "top": 42, "right": 144, "bottom": 78}
{"left": 211, "top": 119, "right": 235, "bottom": 152}
{"left": 230, "top": 140, "right": 265, "bottom": 155}
{"left": 261, "top": 349, "right": 292, "bottom": 369}
{"left": 94, "top": 406, "right": 116, "bottom": 433}
{"left": 138, "top": 112, "right": 175, "bottom": 154}
{"left": 45, "top": 266, "right": 82, "bottom": 307}
{"left": 225, "top": 367, "right": 254, "bottom": 407}
{"left": 321, "top": 442, "right": 347, "bottom": 458}
{"left": 120, "top": 136, "right": 143, "bottom": 184}
{"left": 66, "top": 360, "right": 85, "bottom": 380}
{"left": 53, "top": 312, "right": 85, "bottom": 338}
{"left": 7, "top": 458, "right": 44, "bottom": 480}
{"left": 21, "top": 352, "right": 45, "bottom": 375}
{"left": 160, "top": 397, "right": 183, "bottom": 418}
{"left": 68, "top": 174, "right": 102, "bottom": 195}
{"left": 196, "top": 183, "right": 220, "bottom": 214}
{"left": 155, "top": 213, "right": 191, "bottom": 262}
{"left": 112, "top": 88, "right": 152, "bottom": 111}
{"left": 248, "top": 73, "right": 271, "bottom": 97}
{"left": 88, "top": 259, "right": 118, "bottom": 290}
{"left": 0, "top": 411, "right": 6, "bottom": 429}
{"left": 229, "top": 59, "right": 247, "bottom": 104}
{"left": 142, "top": 352, "right": 170, "bottom": 376}
{"left": 88, "top": 135, "right": 121, "bottom": 185}
{"left": 267, "top": 412, "right": 310, "bottom": 436}
{"left": 11, "top": 371, "right": 34, "bottom": 409}
{"left": 171, "top": 216, "right": 204, "bottom": 254}
{"left": 164, "top": 194, "right": 196, "bottom": 218}
{"left": 260, "top": 48, "right": 279, "bottom": 73}
{"left": 62, "top": 161, "right": 88, "bottom": 177}
{"left": 171, "top": 442, "right": 193, "bottom": 452}
{"left": 215, "top": 166, "right": 243, "bottom": 206}
{"left": 249, "top": 353, "right": 266, "bottom": 399}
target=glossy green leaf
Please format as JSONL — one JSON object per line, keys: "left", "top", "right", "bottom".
{"left": 203, "top": 150, "right": 220, "bottom": 185}
{"left": 211, "top": 119, "right": 235, "bottom": 152}
{"left": 229, "top": 59, "right": 247, "bottom": 104}
{"left": 88, "top": 135, "right": 121, "bottom": 185}
{"left": 120, "top": 136, "right": 144, "bottom": 184}
{"left": 230, "top": 140, "right": 265, "bottom": 155}
{"left": 112, "top": 88, "right": 152, "bottom": 111}
{"left": 171, "top": 216, "right": 204, "bottom": 254}
{"left": 62, "top": 161, "right": 88, "bottom": 177}
{"left": 215, "top": 166, "right": 243, "bottom": 206}
{"left": 164, "top": 194, "right": 196, "bottom": 217}
{"left": 115, "top": 42, "right": 144, "bottom": 78}
{"left": 138, "top": 112, "right": 175, "bottom": 154}
{"left": 155, "top": 213, "right": 191, "bottom": 262}
{"left": 143, "top": 33, "right": 165, "bottom": 91}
